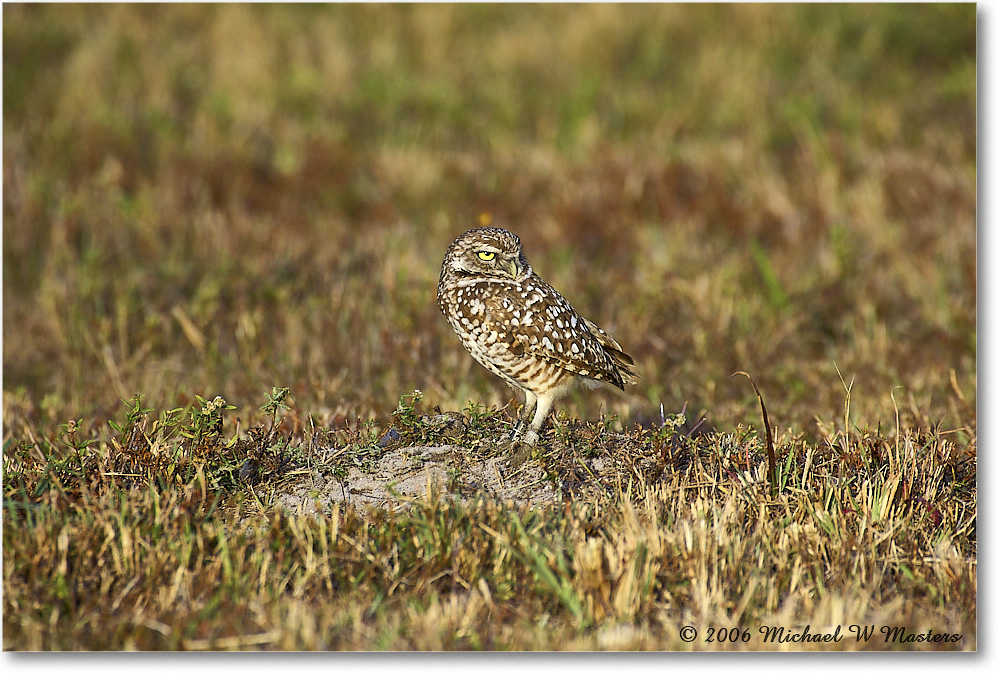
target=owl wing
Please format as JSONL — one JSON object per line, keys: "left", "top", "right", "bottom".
{"left": 483, "top": 283, "right": 637, "bottom": 389}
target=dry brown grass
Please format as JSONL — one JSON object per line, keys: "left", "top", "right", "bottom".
{"left": 3, "top": 3, "right": 975, "bottom": 651}
{"left": 2, "top": 386, "right": 976, "bottom": 650}
{"left": 3, "top": 390, "right": 976, "bottom": 650}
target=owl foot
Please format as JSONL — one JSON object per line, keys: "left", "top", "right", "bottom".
{"left": 507, "top": 439, "right": 534, "bottom": 468}
{"left": 505, "top": 425, "right": 541, "bottom": 467}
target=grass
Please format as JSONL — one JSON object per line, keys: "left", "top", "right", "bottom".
{"left": 2, "top": 3, "right": 976, "bottom": 651}
{"left": 2, "top": 391, "right": 977, "bottom": 650}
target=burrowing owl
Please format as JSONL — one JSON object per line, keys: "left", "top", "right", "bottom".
{"left": 437, "top": 227, "right": 638, "bottom": 447}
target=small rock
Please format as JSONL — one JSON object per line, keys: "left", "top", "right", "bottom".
{"left": 378, "top": 427, "right": 402, "bottom": 447}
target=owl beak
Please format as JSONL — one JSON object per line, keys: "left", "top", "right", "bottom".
{"left": 506, "top": 259, "right": 520, "bottom": 278}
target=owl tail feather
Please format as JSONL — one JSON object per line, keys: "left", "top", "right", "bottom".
{"left": 582, "top": 317, "right": 640, "bottom": 387}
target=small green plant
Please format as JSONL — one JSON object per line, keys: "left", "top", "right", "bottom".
{"left": 648, "top": 405, "right": 687, "bottom": 448}
{"left": 393, "top": 390, "right": 424, "bottom": 428}
{"left": 260, "top": 387, "right": 292, "bottom": 430}
{"left": 59, "top": 419, "right": 94, "bottom": 454}
{"left": 107, "top": 394, "right": 153, "bottom": 435}
{"left": 462, "top": 400, "right": 491, "bottom": 435}
{"left": 182, "top": 395, "right": 237, "bottom": 444}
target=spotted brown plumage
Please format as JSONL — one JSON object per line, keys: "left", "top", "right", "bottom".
{"left": 437, "top": 227, "right": 638, "bottom": 447}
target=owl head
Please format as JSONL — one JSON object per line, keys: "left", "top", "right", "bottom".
{"left": 441, "top": 227, "right": 532, "bottom": 281}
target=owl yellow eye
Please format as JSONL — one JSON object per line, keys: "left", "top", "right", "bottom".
{"left": 477, "top": 251, "right": 496, "bottom": 261}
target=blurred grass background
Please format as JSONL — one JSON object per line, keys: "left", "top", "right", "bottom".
{"left": 3, "top": 3, "right": 976, "bottom": 441}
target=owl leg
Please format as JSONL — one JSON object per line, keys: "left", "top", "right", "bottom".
{"left": 521, "top": 393, "right": 555, "bottom": 447}
{"left": 510, "top": 390, "right": 538, "bottom": 442}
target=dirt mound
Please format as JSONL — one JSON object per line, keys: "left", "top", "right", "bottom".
{"left": 275, "top": 445, "right": 562, "bottom": 515}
